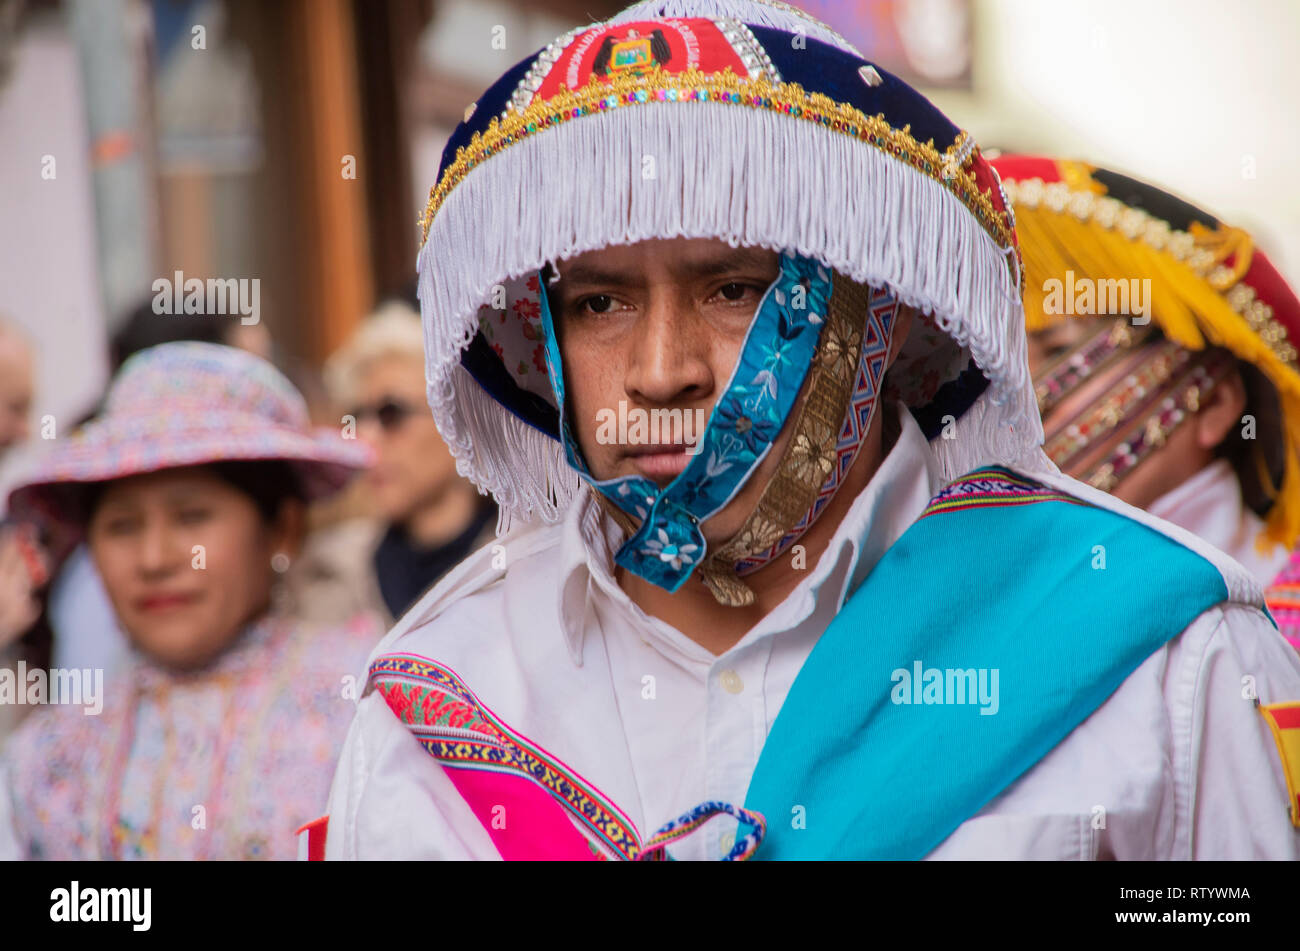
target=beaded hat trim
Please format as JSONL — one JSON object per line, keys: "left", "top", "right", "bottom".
{"left": 1003, "top": 173, "right": 1297, "bottom": 368}
{"left": 423, "top": 66, "right": 1016, "bottom": 265}
{"left": 995, "top": 153, "right": 1300, "bottom": 551}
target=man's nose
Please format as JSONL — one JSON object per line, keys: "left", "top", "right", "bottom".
{"left": 624, "top": 295, "right": 714, "bottom": 406}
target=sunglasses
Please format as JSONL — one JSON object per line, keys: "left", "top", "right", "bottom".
{"left": 348, "top": 398, "right": 420, "bottom": 432}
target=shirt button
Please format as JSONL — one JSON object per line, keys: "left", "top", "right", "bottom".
{"left": 719, "top": 669, "right": 744, "bottom": 694}
{"left": 720, "top": 831, "right": 735, "bottom": 855}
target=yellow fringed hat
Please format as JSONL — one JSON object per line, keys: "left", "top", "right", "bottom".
{"left": 991, "top": 154, "right": 1300, "bottom": 552}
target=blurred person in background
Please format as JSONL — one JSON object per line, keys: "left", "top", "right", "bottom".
{"left": 0, "top": 316, "right": 45, "bottom": 739}
{"left": 39, "top": 298, "right": 279, "bottom": 691}
{"left": 0, "top": 341, "right": 378, "bottom": 859}
{"left": 313, "top": 296, "right": 496, "bottom": 625}
{"left": 45, "top": 298, "right": 283, "bottom": 685}
{"left": 0, "top": 316, "right": 33, "bottom": 459}
{"left": 994, "top": 156, "right": 1300, "bottom": 651}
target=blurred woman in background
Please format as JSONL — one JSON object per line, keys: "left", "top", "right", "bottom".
{"left": 0, "top": 341, "right": 378, "bottom": 859}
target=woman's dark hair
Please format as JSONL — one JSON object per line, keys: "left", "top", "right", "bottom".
{"left": 203, "top": 460, "right": 307, "bottom": 522}
{"left": 110, "top": 299, "right": 228, "bottom": 373}
{"left": 83, "top": 459, "right": 306, "bottom": 525}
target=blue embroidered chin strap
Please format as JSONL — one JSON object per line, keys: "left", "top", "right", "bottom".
{"left": 539, "top": 252, "right": 833, "bottom": 593}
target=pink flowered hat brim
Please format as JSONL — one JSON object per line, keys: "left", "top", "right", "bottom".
{"left": 8, "top": 409, "right": 372, "bottom": 529}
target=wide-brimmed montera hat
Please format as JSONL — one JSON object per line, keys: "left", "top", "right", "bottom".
{"left": 8, "top": 341, "right": 372, "bottom": 527}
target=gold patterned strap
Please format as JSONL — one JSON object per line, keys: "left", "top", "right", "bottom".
{"left": 696, "top": 272, "right": 874, "bottom": 606}
{"left": 596, "top": 491, "right": 640, "bottom": 543}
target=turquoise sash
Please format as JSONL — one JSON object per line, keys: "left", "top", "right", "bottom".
{"left": 742, "top": 467, "right": 1232, "bottom": 859}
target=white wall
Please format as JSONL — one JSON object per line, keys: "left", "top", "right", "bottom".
{"left": 0, "top": 13, "right": 110, "bottom": 502}
{"left": 929, "top": 0, "right": 1300, "bottom": 283}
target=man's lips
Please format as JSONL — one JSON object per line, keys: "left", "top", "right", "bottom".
{"left": 625, "top": 445, "right": 692, "bottom": 479}
{"left": 135, "top": 592, "right": 202, "bottom": 613}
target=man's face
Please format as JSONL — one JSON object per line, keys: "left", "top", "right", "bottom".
{"left": 548, "top": 237, "right": 807, "bottom": 544}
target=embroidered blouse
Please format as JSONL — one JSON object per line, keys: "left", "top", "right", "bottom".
{"left": 0, "top": 612, "right": 380, "bottom": 860}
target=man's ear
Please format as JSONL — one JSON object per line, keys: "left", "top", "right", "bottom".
{"left": 1194, "top": 363, "right": 1247, "bottom": 451}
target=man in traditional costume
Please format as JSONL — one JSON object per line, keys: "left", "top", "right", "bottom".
{"left": 313, "top": 1, "right": 1300, "bottom": 860}
{"left": 993, "top": 155, "right": 1300, "bottom": 651}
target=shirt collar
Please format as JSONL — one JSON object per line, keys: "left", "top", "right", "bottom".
{"left": 1147, "top": 457, "right": 1289, "bottom": 583}
{"left": 1147, "top": 458, "right": 1245, "bottom": 550}
{"left": 554, "top": 402, "right": 945, "bottom": 665}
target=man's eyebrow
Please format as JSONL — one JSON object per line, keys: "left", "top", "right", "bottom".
{"left": 553, "top": 264, "right": 642, "bottom": 290}
{"left": 675, "top": 248, "right": 778, "bottom": 280}
{"left": 555, "top": 248, "right": 778, "bottom": 290}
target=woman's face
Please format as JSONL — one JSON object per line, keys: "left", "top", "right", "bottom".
{"left": 87, "top": 466, "right": 288, "bottom": 670}
{"left": 351, "top": 353, "right": 460, "bottom": 524}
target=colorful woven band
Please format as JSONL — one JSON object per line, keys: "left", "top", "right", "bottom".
{"left": 1082, "top": 353, "right": 1235, "bottom": 492}
{"left": 1043, "top": 339, "right": 1191, "bottom": 471}
{"left": 1034, "top": 320, "right": 1157, "bottom": 417}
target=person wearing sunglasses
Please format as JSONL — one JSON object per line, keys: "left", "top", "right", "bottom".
{"left": 320, "top": 299, "right": 496, "bottom": 624}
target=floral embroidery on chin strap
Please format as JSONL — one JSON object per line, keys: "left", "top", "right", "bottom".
{"left": 638, "top": 801, "right": 768, "bottom": 861}
{"left": 539, "top": 251, "right": 832, "bottom": 594}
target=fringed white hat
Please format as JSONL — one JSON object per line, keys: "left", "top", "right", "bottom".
{"left": 417, "top": 0, "right": 1045, "bottom": 534}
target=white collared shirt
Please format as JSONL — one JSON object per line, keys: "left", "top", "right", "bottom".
{"left": 325, "top": 406, "right": 1300, "bottom": 860}
{"left": 1148, "top": 458, "right": 1291, "bottom": 586}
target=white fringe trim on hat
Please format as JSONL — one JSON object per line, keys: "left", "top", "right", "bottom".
{"left": 419, "top": 100, "right": 1040, "bottom": 531}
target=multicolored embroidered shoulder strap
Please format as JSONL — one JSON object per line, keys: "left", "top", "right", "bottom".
{"left": 1258, "top": 701, "right": 1300, "bottom": 826}
{"left": 368, "top": 653, "right": 766, "bottom": 860}
{"left": 919, "top": 466, "right": 1087, "bottom": 517}
{"left": 369, "top": 653, "right": 634, "bottom": 859}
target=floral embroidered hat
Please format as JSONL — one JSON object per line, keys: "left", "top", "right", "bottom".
{"left": 417, "top": 0, "right": 1043, "bottom": 599}
{"left": 8, "top": 341, "right": 372, "bottom": 529}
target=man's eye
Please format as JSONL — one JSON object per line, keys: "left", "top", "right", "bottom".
{"left": 580, "top": 295, "right": 615, "bottom": 315}
{"left": 714, "top": 282, "right": 759, "bottom": 302}
{"left": 176, "top": 509, "right": 212, "bottom": 526}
